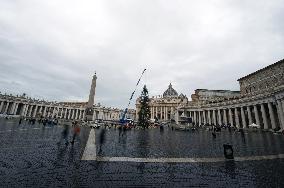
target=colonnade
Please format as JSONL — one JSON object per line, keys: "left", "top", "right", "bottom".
{"left": 183, "top": 98, "right": 284, "bottom": 130}
{"left": 0, "top": 100, "right": 86, "bottom": 120}
{"left": 0, "top": 97, "right": 133, "bottom": 121}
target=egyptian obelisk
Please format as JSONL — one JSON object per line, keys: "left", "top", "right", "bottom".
{"left": 85, "top": 72, "right": 97, "bottom": 121}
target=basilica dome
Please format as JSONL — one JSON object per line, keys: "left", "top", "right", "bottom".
{"left": 163, "top": 83, "right": 178, "bottom": 98}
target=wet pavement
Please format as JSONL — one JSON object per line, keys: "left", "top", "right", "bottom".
{"left": 0, "top": 119, "right": 284, "bottom": 187}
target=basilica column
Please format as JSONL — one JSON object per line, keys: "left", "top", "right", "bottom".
{"left": 164, "top": 107, "right": 166, "bottom": 120}
{"left": 234, "top": 108, "right": 240, "bottom": 128}
{"left": 193, "top": 111, "right": 197, "bottom": 124}
{"left": 223, "top": 109, "right": 228, "bottom": 125}
{"left": 261, "top": 103, "right": 269, "bottom": 130}
{"left": 198, "top": 111, "right": 201, "bottom": 124}
{"left": 203, "top": 110, "right": 206, "bottom": 124}
{"left": 241, "top": 107, "right": 247, "bottom": 128}
{"left": 208, "top": 110, "right": 211, "bottom": 125}
{"left": 212, "top": 110, "right": 216, "bottom": 125}
{"left": 229, "top": 108, "right": 233, "bottom": 126}
{"left": 217, "top": 109, "right": 222, "bottom": 125}
{"left": 155, "top": 106, "right": 158, "bottom": 118}
{"left": 254, "top": 105, "right": 260, "bottom": 125}
{"left": 268, "top": 102, "right": 276, "bottom": 130}
{"left": 247, "top": 106, "right": 253, "bottom": 125}
{"left": 165, "top": 107, "right": 168, "bottom": 120}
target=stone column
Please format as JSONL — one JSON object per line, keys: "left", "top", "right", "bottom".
{"left": 13, "top": 103, "right": 19, "bottom": 115}
{"left": 4, "top": 102, "right": 9, "bottom": 114}
{"left": 83, "top": 110, "right": 86, "bottom": 120}
{"left": 76, "top": 109, "right": 79, "bottom": 119}
{"left": 276, "top": 100, "right": 284, "bottom": 129}
{"left": 203, "top": 110, "right": 206, "bottom": 124}
{"left": 68, "top": 109, "right": 72, "bottom": 119}
{"left": 0, "top": 101, "right": 4, "bottom": 113}
{"left": 254, "top": 105, "right": 260, "bottom": 125}
{"left": 208, "top": 110, "right": 211, "bottom": 125}
{"left": 193, "top": 111, "right": 197, "bottom": 124}
{"left": 33, "top": 105, "right": 38, "bottom": 117}
{"left": 72, "top": 109, "right": 76, "bottom": 119}
{"left": 261, "top": 103, "right": 269, "bottom": 130}
{"left": 229, "top": 108, "right": 233, "bottom": 126}
{"left": 223, "top": 109, "right": 228, "bottom": 125}
{"left": 24, "top": 105, "right": 29, "bottom": 117}
{"left": 165, "top": 107, "right": 168, "bottom": 120}
{"left": 64, "top": 108, "right": 67, "bottom": 119}
{"left": 198, "top": 111, "right": 201, "bottom": 126}
{"left": 155, "top": 106, "right": 158, "bottom": 118}
{"left": 241, "top": 107, "right": 247, "bottom": 128}
{"left": 218, "top": 109, "right": 222, "bottom": 125}
{"left": 212, "top": 110, "right": 216, "bottom": 125}
{"left": 247, "top": 106, "right": 253, "bottom": 125}
{"left": 28, "top": 105, "right": 33, "bottom": 117}
{"left": 234, "top": 108, "right": 240, "bottom": 128}
{"left": 10, "top": 102, "right": 16, "bottom": 115}
{"left": 268, "top": 102, "right": 276, "bottom": 130}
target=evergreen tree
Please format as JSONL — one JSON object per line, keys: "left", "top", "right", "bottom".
{"left": 138, "top": 85, "right": 151, "bottom": 129}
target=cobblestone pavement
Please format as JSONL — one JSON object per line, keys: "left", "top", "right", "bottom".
{"left": 0, "top": 119, "right": 284, "bottom": 187}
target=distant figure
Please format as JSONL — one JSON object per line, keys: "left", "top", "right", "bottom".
{"left": 99, "top": 128, "right": 106, "bottom": 153}
{"left": 58, "top": 124, "right": 70, "bottom": 146}
{"left": 70, "top": 122, "right": 80, "bottom": 145}
{"left": 19, "top": 118, "right": 22, "bottom": 125}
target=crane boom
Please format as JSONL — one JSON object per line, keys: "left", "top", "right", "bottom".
{"left": 120, "top": 69, "right": 146, "bottom": 124}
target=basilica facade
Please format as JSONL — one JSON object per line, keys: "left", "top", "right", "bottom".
{"left": 136, "top": 83, "right": 188, "bottom": 121}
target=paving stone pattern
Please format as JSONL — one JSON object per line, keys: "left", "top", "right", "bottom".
{"left": 0, "top": 119, "right": 284, "bottom": 187}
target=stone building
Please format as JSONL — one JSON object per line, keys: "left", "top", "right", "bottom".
{"left": 0, "top": 73, "right": 136, "bottom": 121}
{"left": 0, "top": 93, "right": 130, "bottom": 121}
{"left": 191, "top": 89, "right": 240, "bottom": 103}
{"left": 178, "top": 59, "right": 284, "bottom": 130}
{"left": 136, "top": 83, "right": 188, "bottom": 121}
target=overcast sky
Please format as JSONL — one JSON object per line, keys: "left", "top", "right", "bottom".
{"left": 0, "top": 0, "right": 284, "bottom": 109}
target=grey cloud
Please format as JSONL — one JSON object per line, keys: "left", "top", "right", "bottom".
{"left": 0, "top": 0, "right": 284, "bottom": 108}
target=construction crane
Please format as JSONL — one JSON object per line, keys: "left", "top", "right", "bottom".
{"left": 120, "top": 68, "right": 147, "bottom": 124}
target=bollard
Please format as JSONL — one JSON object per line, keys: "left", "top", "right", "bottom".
{"left": 223, "top": 144, "right": 234, "bottom": 159}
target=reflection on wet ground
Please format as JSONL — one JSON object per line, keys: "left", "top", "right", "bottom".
{"left": 94, "top": 126, "right": 284, "bottom": 158}
{"left": 0, "top": 119, "right": 284, "bottom": 187}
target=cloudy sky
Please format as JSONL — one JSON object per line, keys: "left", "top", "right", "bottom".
{"left": 0, "top": 0, "right": 284, "bottom": 109}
